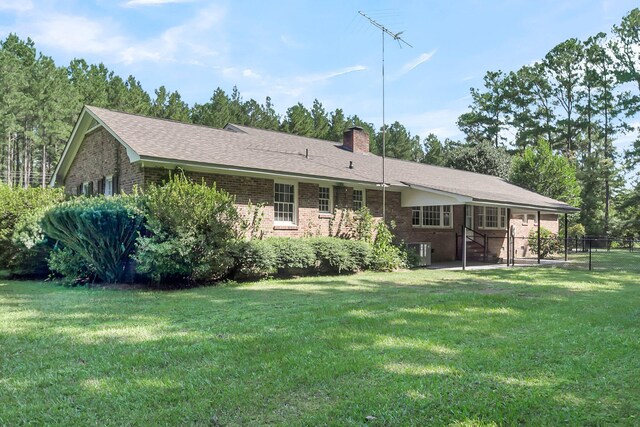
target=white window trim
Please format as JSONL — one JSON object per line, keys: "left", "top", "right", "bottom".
{"left": 478, "top": 206, "right": 508, "bottom": 230}
{"left": 274, "top": 181, "right": 298, "bottom": 226}
{"left": 318, "top": 185, "right": 333, "bottom": 214}
{"left": 352, "top": 187, "right": 366, "bottom": 210}
{"left": 104, "top": 175, "right": 113, "bottom": 197}
{"left": 411, "top": 205, "right": 453, "bottom": 229}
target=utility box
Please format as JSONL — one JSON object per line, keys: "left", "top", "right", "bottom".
{"left": 407, "top": 242, "right": 432, "bottom": 266}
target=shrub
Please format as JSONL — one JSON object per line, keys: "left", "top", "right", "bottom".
{"left": 370, "top": 221, "right": 407, "bottom": 271}
{"left": 134, "top": 173, "right": 242, "bottom": 285}
{"left": 0, "top": 184, "right": 65, "bottom": 277}
{"left": 41, "top": 196, "right": 143, "bottom": 283}
{"left": 342, "top": 239, "right": 372, "bottom": 270}
{"left": 230, "top": 239, "right": 277, "bottom": 279}
{"left": 527, "top": 227, "right": 562, "bottom": 258}
{"left": 568, "top": 223, "right": 585, "bottom": 238}
{"left": 310, "top": 237, "right": 353, "bottom": 273}
{"left": 267, "top": 237, "right": 317, "bottom": 272}
{"left": 310, "top": 237, "right": 372, "bottom": 273}
{"left": 47, "top": 246, "right": 95, "bottom": 286}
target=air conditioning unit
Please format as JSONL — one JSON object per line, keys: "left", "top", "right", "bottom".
{"left": 407, "top": 242, "right": 432, "bottom": 266}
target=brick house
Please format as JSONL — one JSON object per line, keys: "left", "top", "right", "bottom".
{"left": 51, "top": 106, "right": 578, "bottom": 264}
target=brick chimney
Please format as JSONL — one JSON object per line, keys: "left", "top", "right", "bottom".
{"left": 342, "top": 126, "right": 370, "bottom": 154}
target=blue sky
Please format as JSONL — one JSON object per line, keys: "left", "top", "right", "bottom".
{"left": 0, "top": 0, "right": 638, "bottom": 147}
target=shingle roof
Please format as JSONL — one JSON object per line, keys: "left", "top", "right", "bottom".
{"left": 86, "top": 105, "right": 578, "bottom": 212}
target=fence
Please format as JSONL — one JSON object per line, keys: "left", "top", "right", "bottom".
{"left": 508, "top": 235, "right": 640, "bottom": 272}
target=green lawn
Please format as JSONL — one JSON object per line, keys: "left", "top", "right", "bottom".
{"left": 1, "top": 256, "right": 639, "bottom": 426}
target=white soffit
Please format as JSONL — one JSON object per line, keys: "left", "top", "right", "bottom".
{"left": 400, "top": 186, "right": 472, "bottom": 207}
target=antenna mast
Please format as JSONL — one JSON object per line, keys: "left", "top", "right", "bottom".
{"left": 358, "top": 11, "right": 412, "bottom": 222}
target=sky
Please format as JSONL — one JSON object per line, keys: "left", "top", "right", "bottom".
{"left": 0, "top": 0, "right": 638, "bottom": 151}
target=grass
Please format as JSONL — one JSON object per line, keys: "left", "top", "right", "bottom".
{"left": 1, "top": 253, "right": 639, "bottom": 426}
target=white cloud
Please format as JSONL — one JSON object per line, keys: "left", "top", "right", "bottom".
{"left": 399, "top": 50, "right": 436, "bottom": 75}
{"left": 0, "top": 0, "right": 32, "bottom": 12}
{"left": 242, "top": 69, "right": 261, "bottom": 79}
{"left": 297, "top": 65, "right": 367, "bottom": 84}
{"left": 121, "top": 0, "right": 195, "bottom": 7}
{"left": 26, "top": 5, "right": 225, "bottom": 65}
{"left": 30, "top": 13, "right": 127, "bottom": 55}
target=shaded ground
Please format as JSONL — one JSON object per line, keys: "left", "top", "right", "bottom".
{"left": 1, "top": 254, "right": 639, "bottom": 425}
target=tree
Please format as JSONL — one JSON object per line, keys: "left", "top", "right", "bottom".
{"left": 510, "top": 139, "right": 580, "bottom": 205}
{"left": 421, "top": 133, "right": 447, "bottom": 166}
{"left": 457, "top": 71, "right": 510, "bottom": 147}
{"left": 544, "top": 38, "right": 585, "bottom": 156}
{"left": 328, "top": 108, "right": 347, "bottom": 142}
{"left": 506, "top": 64, "right": 556, "bottom": 150}
{"left": 374, "top": 121, "right": 423, "bottom": 161}
{"left": 282, "top": 103, "right": 314, "bottom": 137}
{"left": 152, "top": 86, "right": 190, "bottom": 122}
{"left": 445, "top": 141, "right": 512, "bottom": 178}
{"left": 310, "top": 99, "right": 329, "bottom": 140}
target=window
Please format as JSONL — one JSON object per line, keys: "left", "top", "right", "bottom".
{"left": 104, "top": 176, "right": 113, "bottom": 197}
{"left": 274, "top": 182, "right": 296, "bottom": 224}
{"left": 522, "top": 212, "right": 538, "bottom": 226}
{"left": 412, "top": 207, "right": 421, "bottom": 226}
{"left": 411, "top": 205, "right": 453, "bottom": 229}
{"left": 319, "top": 186, "right": 332, "bottom": 214}
{"left": 353, "top": 188, "right": 365, "bottom": 210}
{"left": 478, "top": 206, "right": 507, "bottom": 229}
{"left": 424, "top": 206, "right": 441, "bottom": 226}
{"left": 81, "top": 181, "right": 90, "bottom": 196}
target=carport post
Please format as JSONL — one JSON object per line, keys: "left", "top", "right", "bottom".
{"left": 564, "top": 213, "right": 568, "bottom": 262}
{"left": 462, "top": 207, "right": 467, "bottom": 271}
{"left": 506, "top": 208, "right": 511, "bottom": 266}
{"left": 537, "top": 210, "right": 541, "bottom": 264}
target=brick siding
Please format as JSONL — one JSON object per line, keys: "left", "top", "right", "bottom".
{"left": 64, "top": 128, "right": 144, "bottom": 195}
{"left": 64, "top": 128, "right": 558, "bottom": 262}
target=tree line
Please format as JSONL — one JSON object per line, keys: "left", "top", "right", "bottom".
{"left": 1, "top": 8, "right": 639, "bottom": 237}
{"left": 453, "top": 8, "right": 640, "bottom": 237}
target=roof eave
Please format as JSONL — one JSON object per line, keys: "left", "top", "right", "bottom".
{"left": 138, "top": 156, "right": 386, "bottom": 187}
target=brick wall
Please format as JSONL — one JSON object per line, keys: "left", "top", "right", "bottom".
{"left": 64, "top": 128, "right": 144, "bottom": 195}
{"left": 511, "top": 212, "right": 559, "bottom": 258}
{"left": 64, "top": 128, "right": 558, "bottom": 262}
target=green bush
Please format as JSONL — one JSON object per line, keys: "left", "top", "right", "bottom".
{"left": 568, "top": 223, "right": 586, "bottom": 238}
{"left": 528, "top": 227, "right": 562, "bottom": 258}
{"left": 41, "top": 196, "right": 143, "bottom": 283}
{"left": 0, "top": 184, "right": 65, "bottom": 277}
{"left": 309, "top": 237, "right": 371, "bottom": 273}
{"left": 370, "top": 221, "right": 407, "bottom": 272}
{"left": 230, "top": 239, "right": 277, "bottom": 279}
{"left": 47, "top": 246, "right": 95, "bottom": 286}
{"left": 134, "top": 173, "right": 243, "bottom": 285}
{"left": 231, "top": 237, "right": 371, "bottom": 279}
{"left": 267, "top": 237, "right": 317, "bottom": 272}
{"left": 310, "top": 237, "right": 353, "bottom": 273}
{"left": 342, "top": 239, "right": 372, "bottom": 270}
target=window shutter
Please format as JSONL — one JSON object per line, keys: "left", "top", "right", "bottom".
{"left": 112, "top": 175, "right": 119, "bottom": 195}
{"left": 88, "top": 181, "right": 94, "bottom": 196}
{"left": 77, "top": 184, "right": 82, "bottom": 195}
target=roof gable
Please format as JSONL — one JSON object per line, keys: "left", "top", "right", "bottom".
{"left": 50, "top": 106, "right": 141, "bottom": 187}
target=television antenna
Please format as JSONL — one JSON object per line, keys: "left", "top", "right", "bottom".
{"left": 358, "top": 11, "right": 412, "bottom": 222}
